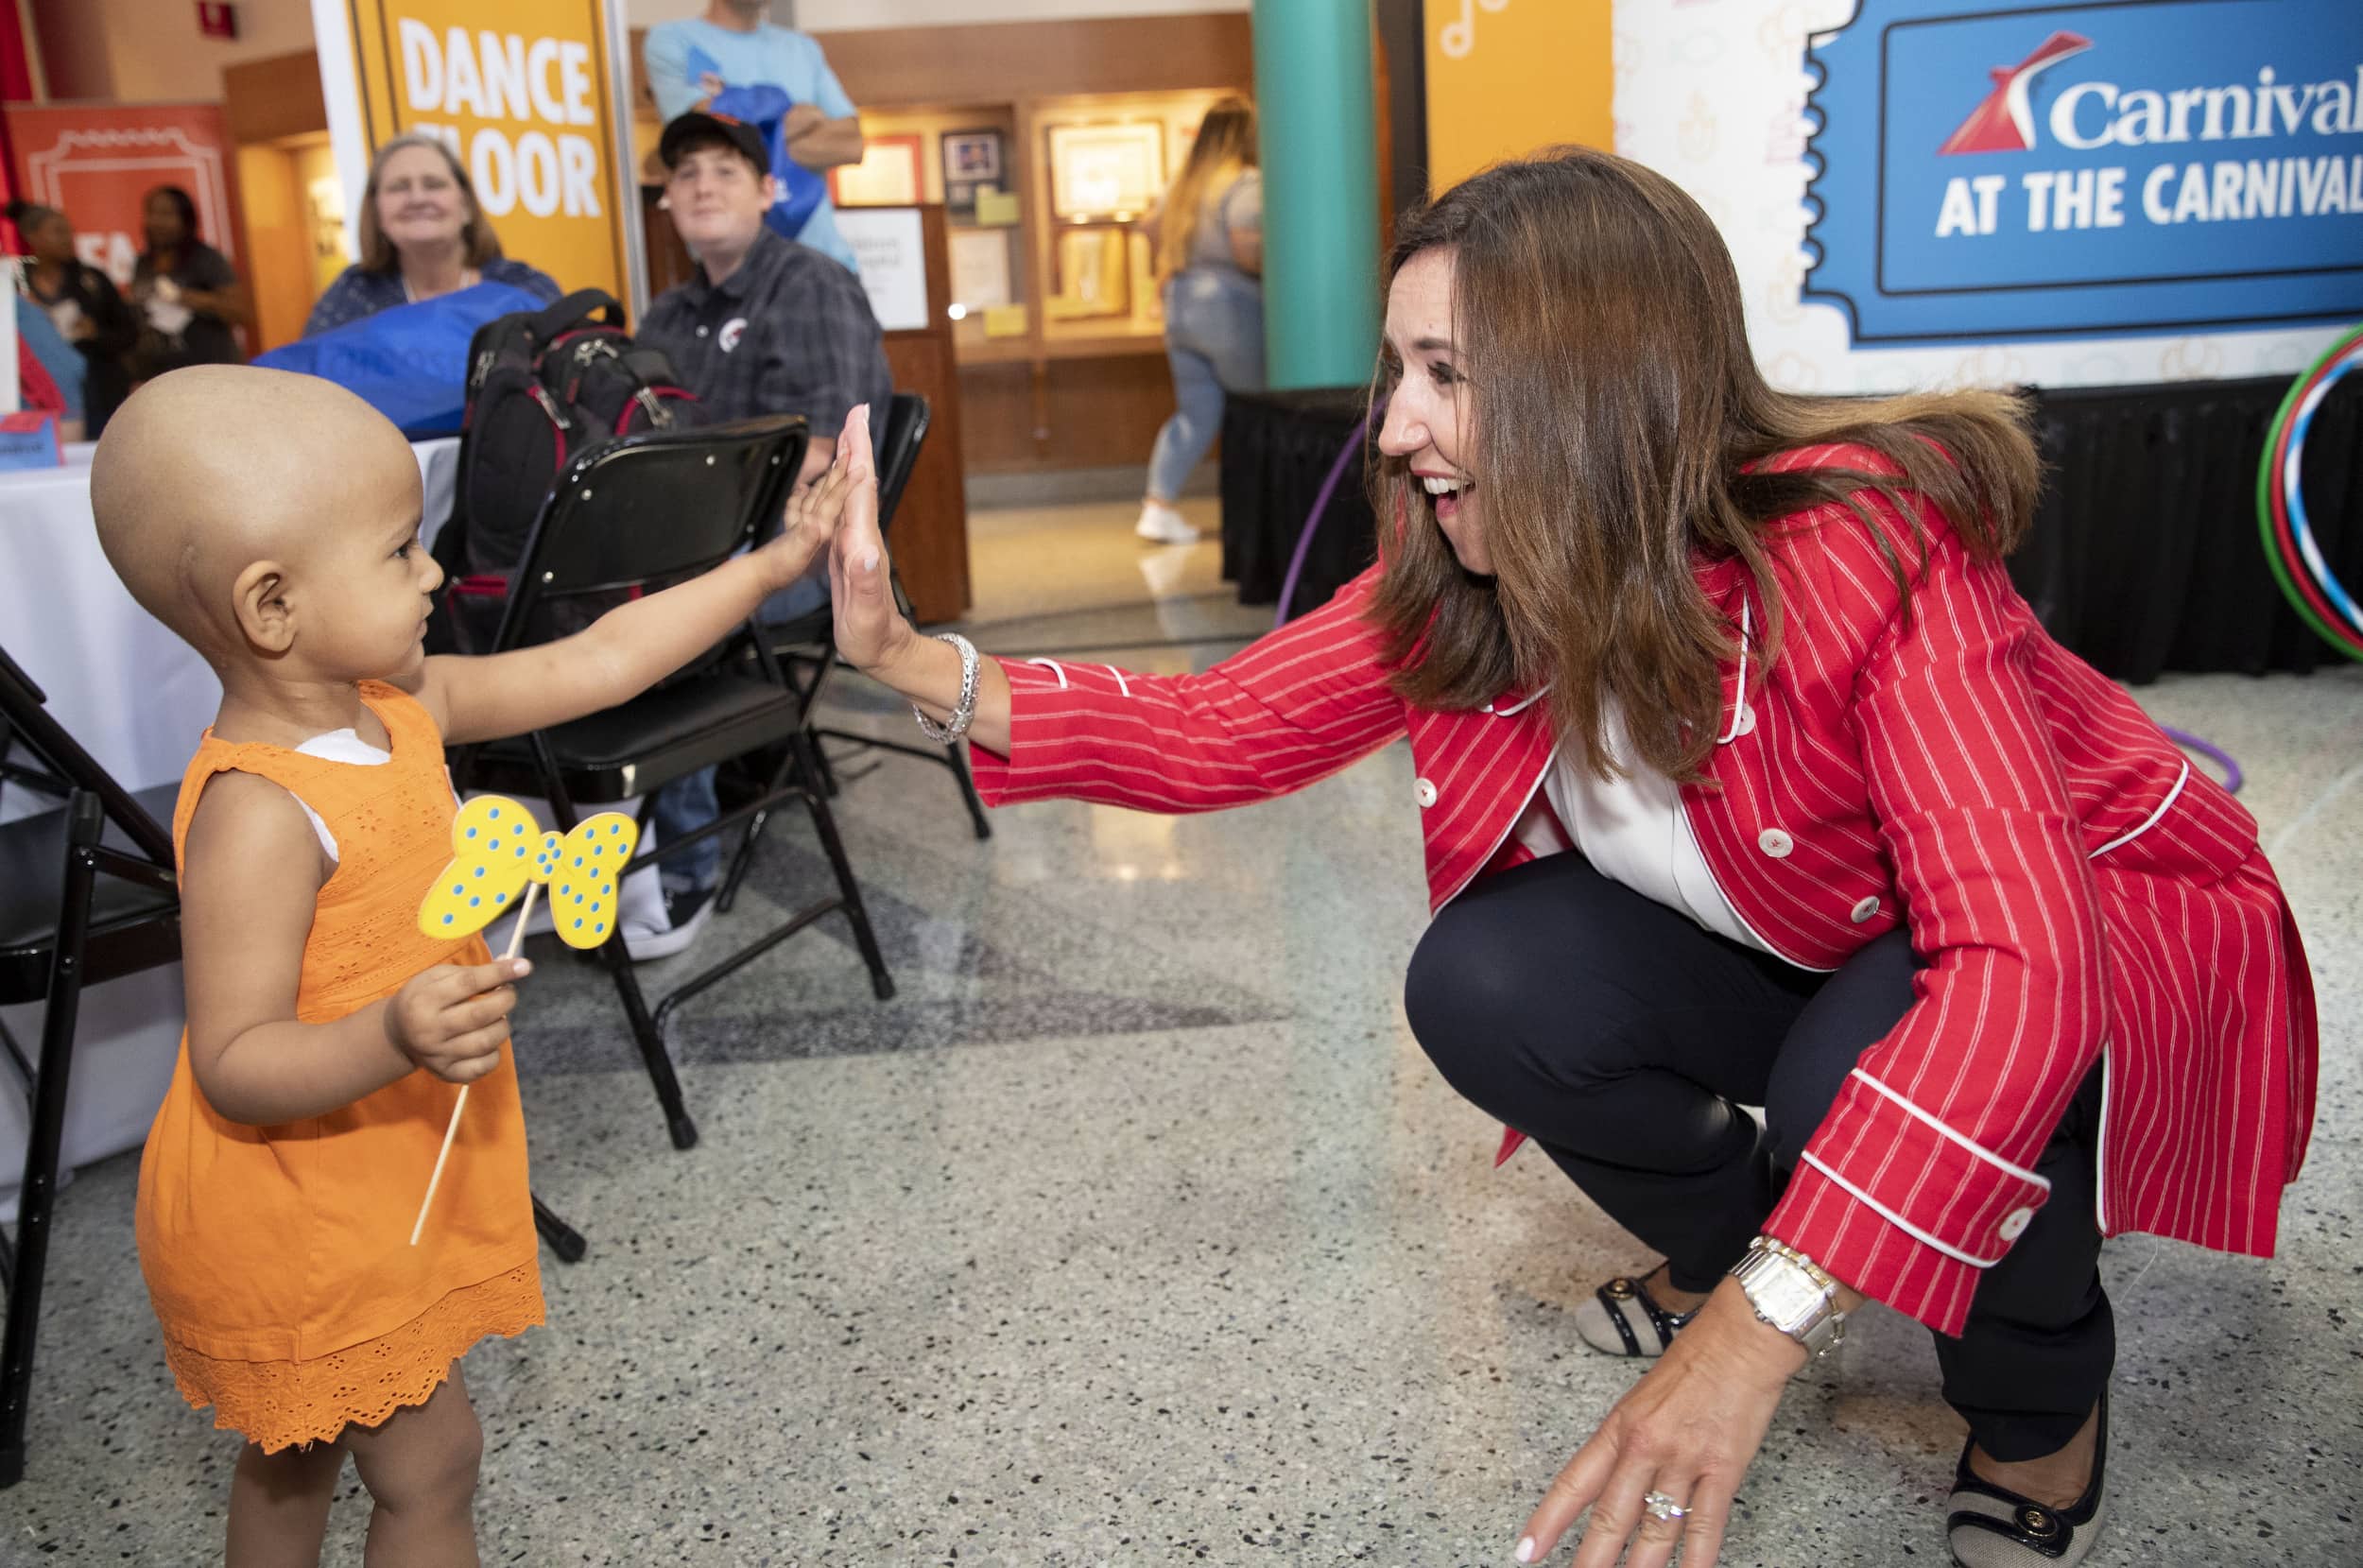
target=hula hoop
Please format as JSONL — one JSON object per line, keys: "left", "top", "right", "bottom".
{"left": 2263, "top": 336, "right": 2363, "bottom": 652}
{"left": 2256, "top": 322, "right": 2363, "bottom": 662}
{"left": 2260, "top": 336, "right": 2363, "bottom": 655}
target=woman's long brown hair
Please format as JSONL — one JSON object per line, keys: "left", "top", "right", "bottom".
{"left": 1156, "top": 97, "right": 1257, "bottom": 281}
{"left": 1367, "top": 146, "right": 2041, "bottom": 784}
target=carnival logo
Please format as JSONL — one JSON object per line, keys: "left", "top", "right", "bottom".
{"left": 1940, "top": 31, "right": 2093, "bottom": 153}
{"left": 1941, "top": 29, "right": 2363, "bottom": 155}
{"left": 1803, "top": 0, "right": 2363, "bottom": 346}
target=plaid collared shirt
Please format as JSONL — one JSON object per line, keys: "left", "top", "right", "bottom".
{"left": 640, "top": 227, "right": 892, "bottom": 439}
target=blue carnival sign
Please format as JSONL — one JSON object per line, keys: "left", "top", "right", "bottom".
{"left": 1804, "top": 0, "right": 2363, "bottom": 344}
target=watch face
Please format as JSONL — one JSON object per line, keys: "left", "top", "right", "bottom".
{"left": 1739, "top": 1250, "right": 1834, "bottom": 1343}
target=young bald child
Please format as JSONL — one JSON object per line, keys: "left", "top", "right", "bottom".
{"left": 93, "top": 367, "right": 871, "bottom": 1566}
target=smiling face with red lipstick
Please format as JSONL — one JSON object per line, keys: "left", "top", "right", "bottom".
{"left": 1377, "top": 248, "right": 1489, "bottom": 576}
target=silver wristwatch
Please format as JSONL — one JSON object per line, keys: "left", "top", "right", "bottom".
{"left": 1729, "top": 1236, "right": 1847, "bottom": 1359}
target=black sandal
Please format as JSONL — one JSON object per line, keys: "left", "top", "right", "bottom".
{"left": 1946, "top": 1390, "right": 2108, "bottom": 1567}
{"left": 1573, "top": 1271, "right": 1699, "bottom": 1358}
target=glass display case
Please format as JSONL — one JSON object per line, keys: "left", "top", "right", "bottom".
{"left": 851, "top": 88, "right": 1233, "bottom": 368}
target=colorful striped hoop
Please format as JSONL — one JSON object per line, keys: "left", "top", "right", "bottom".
{"left": 2256, "top": 322, "right": 2363, "bottom": 662}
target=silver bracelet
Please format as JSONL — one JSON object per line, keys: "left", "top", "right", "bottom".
{"left": 914, "top": 632, "right": 980, "bottom": 744}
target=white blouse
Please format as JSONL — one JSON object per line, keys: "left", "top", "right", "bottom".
{"left": 1514, "top": 697, "right": 1774, "bottom": 956}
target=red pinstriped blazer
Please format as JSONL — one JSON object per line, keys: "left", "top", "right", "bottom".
{"left": 969, "top": 446, "right": 2318, "bottom": 1336}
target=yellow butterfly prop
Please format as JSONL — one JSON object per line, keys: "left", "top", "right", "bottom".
{"left": 409, "top": 795, "right": 639, "bottom": 1247}
{"left": 416, "top": 796, "right": 639, "bottom": 949}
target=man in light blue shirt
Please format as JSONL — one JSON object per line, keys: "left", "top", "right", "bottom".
{"left": 645, "top": 1, "right": 867, "bottom": 273}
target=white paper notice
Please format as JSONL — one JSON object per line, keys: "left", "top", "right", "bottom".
{"left": 836, "top": 207, "right": 930, "bottom": 333}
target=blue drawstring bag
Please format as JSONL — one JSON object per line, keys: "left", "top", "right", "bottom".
{"left": 690, "top": 45, "right": 828, "bottom": 244}
{"left": 253, "top": 281, "right": 547, "bottom": 439}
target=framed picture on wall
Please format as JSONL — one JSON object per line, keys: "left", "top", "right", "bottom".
{"left": 1047, "top": 224, "right": 1132, "bottom": 320}
{"left": 1046, "top": 121, "right": 1165, "bottom": 221}
{"left": 830, "top": 133, "right": 923, "bottom": 207}
{"left": 940, "top": 128, "right": 1006, "bottom": 219}
{"left": 949, "top": 227, "right": 1016, "bottom": 310}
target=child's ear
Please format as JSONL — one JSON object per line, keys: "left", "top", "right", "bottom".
{"left": 231, "top": 560, "right": 295, "bottom": 654}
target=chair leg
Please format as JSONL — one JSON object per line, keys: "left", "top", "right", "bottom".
{"left": 0, "top": 801, "right": 101, "bottom": 1490}
{"left": 810, "top": 732, "right": 841, "bottom": 799}
{"left": 532, "top": 1194, "right": 587, "bottom": 1264}
{"left": 714, "top": 814, "right": 763, "bottom": 916}
{"left": 792, "top": 731, "right": 895, "bottom": 1001}
{"left": 945, "top": 743, "right": 992, "bottom": 841}
{"left": 540, "top": 766, "right": 699, "bottom": 1151}
{"left": 591, "top": 909, "right": 701, "bottom": 1151}
{"left": 715, "top": 738, "right": 804, "bottom": 916}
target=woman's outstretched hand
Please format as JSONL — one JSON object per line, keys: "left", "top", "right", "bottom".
{"left": 1515, "top": 1281, "right": 1802, "bottom": 1567}
{"left": 822, "top": 404, "right": 916, "bottom": 673}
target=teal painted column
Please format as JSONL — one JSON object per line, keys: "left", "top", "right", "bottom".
{"left": 1250, "top": 0, "right": 1381, "bottom": 389}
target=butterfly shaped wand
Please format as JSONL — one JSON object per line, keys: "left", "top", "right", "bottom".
{"left": 409, "top": 796, "right": 639, "bottom": 1244}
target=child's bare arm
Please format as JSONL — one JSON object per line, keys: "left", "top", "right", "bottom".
{"left": 409, "top": 411, "right": 864, "bottom": 747}
{"left": 181, "top": 773, "right": 530, "bottom": 1125}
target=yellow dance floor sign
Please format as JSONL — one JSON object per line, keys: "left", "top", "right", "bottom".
{"left": 312, "top": 0, "right": 642, "bottom": 306}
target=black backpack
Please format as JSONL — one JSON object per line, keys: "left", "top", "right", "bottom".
{"left": 432, "top": 288, "right": 700, "bottom": 651}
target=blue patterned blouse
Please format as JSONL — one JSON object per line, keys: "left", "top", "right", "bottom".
{"left": 302, "top": 257, "right": 563, "bottom": 338}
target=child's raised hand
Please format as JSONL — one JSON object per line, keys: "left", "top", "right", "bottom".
{"left": 382, "top": 957, "right": 531, "bottom": 1084}
{"left": 763, "top": 412, "right": 871, "bottom": 592}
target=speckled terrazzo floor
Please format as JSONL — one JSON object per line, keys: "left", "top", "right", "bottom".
{"left": 6, "top": 503, "right": 2359, "bottom": 1566}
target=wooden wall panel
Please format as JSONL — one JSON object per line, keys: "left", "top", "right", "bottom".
{"left": 814, "top": 15, "right": 1253, "bottom": 109}
{"left": 884, "top": 334, "right": 971, "bottom": 623}
{"left": 235, "top": 145, "right": 312, "bottom": 353}
{"left": 879, "top": 204, "right": 973, "bottom": 624}
{"left": 957, "top": 353, "right": 1176, "bottom": 474}
{"left": 223, "top": 51, "right": 326, "bottom": 146}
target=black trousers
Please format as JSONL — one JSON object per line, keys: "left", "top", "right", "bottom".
{"left": 1405, "top": 852, "right": 2112, "bottom": 1460}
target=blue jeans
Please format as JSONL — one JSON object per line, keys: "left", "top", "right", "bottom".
{"left": 650, "top": 768, "right": 721, "bottom": 895}
{"left": 1147, "top": 272, "right": 1266, "bottom": 503}
{"left": 647, "top": 567, "right": 835, "bottom": 896}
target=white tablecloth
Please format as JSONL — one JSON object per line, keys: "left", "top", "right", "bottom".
{"left": 0, "top": 439, "right": 460, "bottom": 1219}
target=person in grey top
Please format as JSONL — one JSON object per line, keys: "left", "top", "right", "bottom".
{"left": 1135, "top": 97, "right": 1266, "bottom": 545}
{"left": 302, "top": 134, "right": 561, "bottom": 338}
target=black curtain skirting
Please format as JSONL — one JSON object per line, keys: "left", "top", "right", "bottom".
{"left": 1219, "top": 377, "right": 2363, "bottom": 682}
{"left": 1219, "top": 388, "right": 1381, "bottom": 623}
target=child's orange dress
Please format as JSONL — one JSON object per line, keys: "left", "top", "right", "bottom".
{"left": 136, "top": 682, "right": 543, "bottom": 1451}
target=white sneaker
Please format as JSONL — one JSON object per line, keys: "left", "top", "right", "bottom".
{"left": 623, "top": 885, "right": 717, "bottom": 962}
{"left": 1134, "top": 502, "right": 1200, "bottom": 545}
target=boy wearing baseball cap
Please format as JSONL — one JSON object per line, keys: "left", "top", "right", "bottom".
{"left": 632, "top": 111, "right": 893, "bottom": 958}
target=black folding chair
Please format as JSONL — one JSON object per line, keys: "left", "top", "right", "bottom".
{"left": 716, "top": 394, "right": 989, "bottom": 924}
{"left": 0, "top": 649, "right": 181, "bottom": 1490}
{"left": 446, "top": 416, "right": 894, "bottom": 1153}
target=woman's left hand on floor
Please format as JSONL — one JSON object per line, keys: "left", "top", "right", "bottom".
{"left": 1516, "top": 1279, "right": 1804, "bottom": 1567}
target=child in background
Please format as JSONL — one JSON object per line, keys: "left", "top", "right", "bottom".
{"left": 92, "top": 367, "right": 864, "bottom": 1566}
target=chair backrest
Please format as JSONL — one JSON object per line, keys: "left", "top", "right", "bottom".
{"left": 873, "top": 391, "right": 930, "bottom": 537}
{"left": 0, "top": 645, "right": 173, "bottom": 865}
{"left": 491, "top": 415, "right": 809, "bottom": 654}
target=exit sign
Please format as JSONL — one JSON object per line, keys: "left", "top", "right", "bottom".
{"left": 197, "top": 3, "right": 235, "bottom": 41}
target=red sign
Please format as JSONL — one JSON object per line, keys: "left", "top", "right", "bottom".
{"left": 197, "top": 4, "right": 237, "bottom": 42}
{"left": 2, "top": 102, "right": 241, "bottom": 287}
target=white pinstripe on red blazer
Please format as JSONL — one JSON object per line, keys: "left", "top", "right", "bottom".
{"left": 969, "top": 446, "right": 2318, "bottom": 1336}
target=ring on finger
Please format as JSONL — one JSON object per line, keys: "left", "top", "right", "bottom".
{"left": 1641, "top": 1491, "right": 1689, "bottom": 1526}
